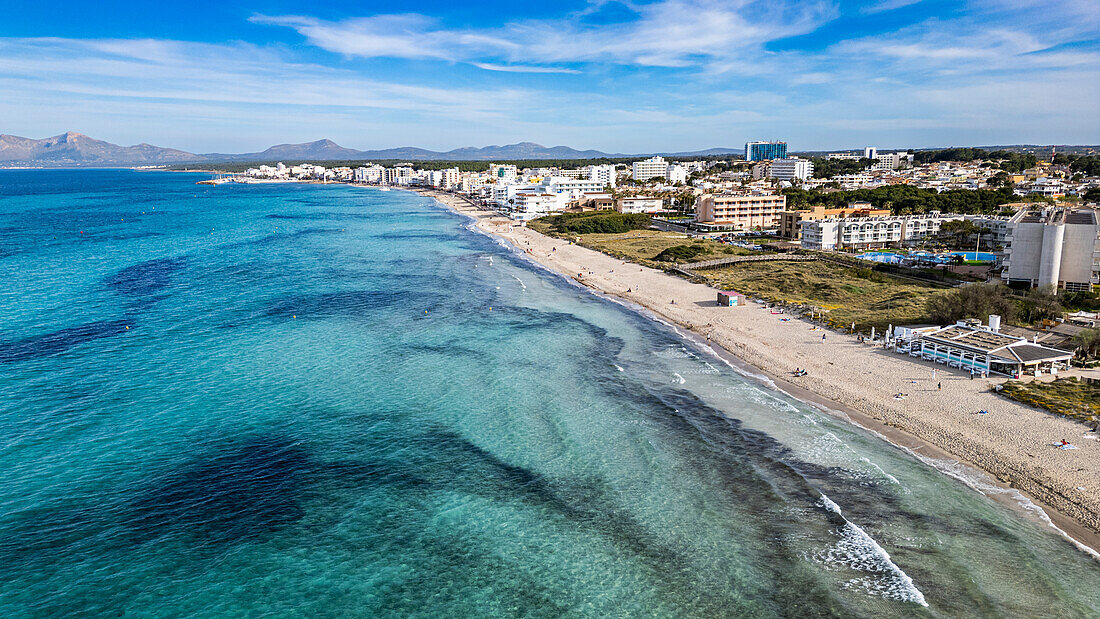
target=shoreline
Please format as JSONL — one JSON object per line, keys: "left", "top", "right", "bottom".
{"left": 406, "top": 187, "right": 1100, "bottom": 558}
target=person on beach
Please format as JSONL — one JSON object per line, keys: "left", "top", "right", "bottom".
{"left": 937, "top": 382, "right": 942, "bottom": 390}
{"left": 822, "top": 333, "right": 826, "bottom": 342}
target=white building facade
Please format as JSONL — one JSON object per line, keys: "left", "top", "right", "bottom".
{"left": 800, "top": 212, "right": 964, "bottom": 250}
{"left": 769, "top": 158, "right": 814, "bottom": 181}
{"left": 1002, "top": 208, "right": 1100, "bottom": 292}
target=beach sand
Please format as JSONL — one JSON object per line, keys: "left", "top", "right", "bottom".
{"left": 411, "top": 187, "right": 1100, "bottom": 553}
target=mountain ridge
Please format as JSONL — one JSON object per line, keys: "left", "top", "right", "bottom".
{"left": 0, "top": 132, "right": 745, "bottom": 166}
{"left": 3, "top": 132, "right": 1092, "bottom": 167}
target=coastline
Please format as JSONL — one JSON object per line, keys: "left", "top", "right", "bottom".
{"left": 407, "top": 186, "right": 1100, "bottom": 557}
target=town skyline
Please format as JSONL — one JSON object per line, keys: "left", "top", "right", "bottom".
{"left": 2, "top": 0, "right": 1097, "bottom": 153}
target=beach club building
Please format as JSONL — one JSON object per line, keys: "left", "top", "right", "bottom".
{"left": 898, "top": 317, "right": 1073, "bottom": 377}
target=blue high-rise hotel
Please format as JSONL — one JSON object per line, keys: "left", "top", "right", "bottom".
{"left": 745, "top": 141, "right": 788, "bottom": 161}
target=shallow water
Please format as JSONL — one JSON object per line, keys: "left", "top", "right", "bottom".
{"left": 0, "top": 170, "right": 1097, "bottom": 617}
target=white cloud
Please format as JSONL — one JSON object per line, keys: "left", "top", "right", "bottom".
{"left": 471, "top": 63, "right": 581, "bottom": 74}
{"left": 861, "top": 0, "right": 921, "bottom": 15}
{"left": 254, "top": 0, "right": 837, "bottom": 69}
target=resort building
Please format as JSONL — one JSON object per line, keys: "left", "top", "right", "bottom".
{"left": 800, "top": 211, "right": 964, "bottom": 250}
{"left": 769, "top": 158, "right": 814, "bottom": 181}
{"left": 694, "top": 193, "right": 786, "bottom": 231}
{"left": 1002, "top": 207, "right": 1100, "bottom": 292}
{"left": 745, "top": 141, "right": 788, "bottom": 162}
{"left": 632, "top": 156, "right": 670, "bottom": 181}
{"left": 900, "top": 318, "right": 1073, "bottom": 377}
{"left": 778, "top": 204, "right": 890, "bottom": 239}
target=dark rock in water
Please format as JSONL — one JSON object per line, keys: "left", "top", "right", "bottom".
{"left": 105, "top": 257, "right": 186, "bottom": 296}
{"left": 0, "top": 319, "right": 131, "bottom": 363}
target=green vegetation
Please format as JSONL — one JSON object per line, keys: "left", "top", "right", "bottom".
{"left": 781, "top": 185, "right": 1051, "bottom": 216}
{"left": 564, "top": 230, "right": 752, "bottom": 268}
{"left": 809, "top": 157, "right": 874, "bottom": 179}
{"left": 914, "top": 148, "right": 1039, "bottom": 172}
{"left": 705, "top": 260, "right": 942, "bottom": 331}
{"left": 534, "top": 211, "right": 651, "bottom": 235}
{"left": 925, "top": 283, "right": 1076, "bottom": 327}
{"left": 653, "top": 244, "right": 707, "bottom": 262}
{"left": 1071, "top": 329, "right": 1100, "bottom": 360}
{"left": 926, "top": 283, "right": 1018, "bottom": 324}
{"left": 1000, "top": 377, "right": 1099, "bottom": 424}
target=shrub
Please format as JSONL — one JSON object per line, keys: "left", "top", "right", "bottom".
{"left": 541, "top": 212, "right": 651, "bottom": 235}
{"left": 653, "top": 244, "right": 707, "bottom": 262}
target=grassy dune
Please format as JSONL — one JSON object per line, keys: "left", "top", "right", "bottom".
{"left": 1000, "top": 377, "right": 1099, "bottom": 424}
{"left": 574, "top": 231, "right": 752, "bottom": 268}
{"left": 704, "top": 260, "right": 941, "bottom": 331}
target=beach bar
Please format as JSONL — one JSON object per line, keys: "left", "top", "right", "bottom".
{"left": 717, "top": 291, "right": 744, "bottom": 307}
{"left": 914, "top": 318, "right": 1073, "bottom": 377}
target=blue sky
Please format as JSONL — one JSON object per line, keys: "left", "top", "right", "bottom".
{"left": 1, "top": 0, "right": 1097, "bottom": 153}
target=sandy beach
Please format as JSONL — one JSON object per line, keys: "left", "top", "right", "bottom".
{"left": 410, "top": 187, "right": 1100, "bottom": 553}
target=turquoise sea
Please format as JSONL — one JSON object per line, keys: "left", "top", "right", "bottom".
{"left": 0, "top": 169, "right": 1097, "bottom": 617}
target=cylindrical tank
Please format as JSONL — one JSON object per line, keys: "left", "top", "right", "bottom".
{"left": 1037, "top": 222, "right": 1065, "bottom": 288}
{"left": 988, "top": 314, "right": 1001, "bottom": 332}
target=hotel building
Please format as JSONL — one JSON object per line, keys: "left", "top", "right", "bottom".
{"left": 632, "top": 156, "right": 670, "bottom": 181}
{"left": 694, "top": 193, "right": 787, "bottom": 231}
{"left": 769, "top": 158, "right": 814, "bottom": 181}
{"left": 745, "top": 141, "right": 788, "bottom": 162}
{"left": 778, "top": 204, "right": 890, "bottom": 239}
{"left": 800, "top": 211, "right": 963, "bottom": 250}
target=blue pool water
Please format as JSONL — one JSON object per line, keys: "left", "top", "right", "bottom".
{"left": 945, "top": 251, "right": 997, "bottom": 262}
{"left": 0, "top": 170, "right": 1096, "bottom": 616}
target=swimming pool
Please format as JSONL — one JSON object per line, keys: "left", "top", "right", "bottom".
{"left": 944, "top": 251, "right": 997, "bottom": 262}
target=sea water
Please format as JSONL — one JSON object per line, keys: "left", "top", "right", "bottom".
{"left": 0, "top": 169, "right": 1097, "bottom": 617}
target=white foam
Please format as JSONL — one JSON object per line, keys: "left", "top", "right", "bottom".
{"left": 673, "top": 373, "right": 686, "bottom": 384}
{"left": 904, "top": 451, "right": 1100, "bottom": 562}
{"left": 512, "top": 275, "right": 527, "bottom": 290}
{"left": 816, "top": 494, "right": 929, "bottom": 607}
{"left": 614, "top": 364, "right": 625, "bottom": 372}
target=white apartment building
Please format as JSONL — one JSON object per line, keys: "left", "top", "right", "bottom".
{"left": 632, "top": 156, "right": 669, "bottom": 181}
{"left": 770, "top": 158, "right": 814, "bottom": 181}
{"left": 963, "top": 215, "right": 1011, "bottom": 245}
{"left": 546, "top": 177, "right": 607, "bottom": 200}
{"left": 508, "top": 192, "right": 568, "bottom": 221}
{"left": 666, "top": 165, "right": 688, "bottom": 185}
{"left": 694, "top": 193, "right": 787, "bottom": 231}
{"left": 871, "top": 152, "right": 914, "bottom": 171}
{"left": 1002, "top": 208, "right": 1100, "bottom": 292}
{"left": 441, "top": 167, "right": 460, "bottom": 189}
{"left": 616, "top": 197, "right": 663, "bottom": 214}
{"left": 354, "top": 165, "right": 385, "bottom": 183}
{"left": 489, "top": 164, "right": 518, "bottom": 181}
{"left": 586, "top": 164, "right": 617, "bottom": 188}
{"left": 800, "top": 212, "right": 964, "bottom": 250}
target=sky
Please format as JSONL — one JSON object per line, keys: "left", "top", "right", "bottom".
{"left": 0, "top": 0, "right": 1097, "bottom": 153}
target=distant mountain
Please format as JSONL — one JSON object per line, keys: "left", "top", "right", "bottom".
{"left": 203, "top": 138, "right": 367, "bottom": 162}
{"left": 0, "top": 132, "right": 200, "bottom": 165}
{"left": 0, "top": 131, "right": 743, "bottom": 167}
{"left": 660, "top": 147, "right": 742, "bottom": 157}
